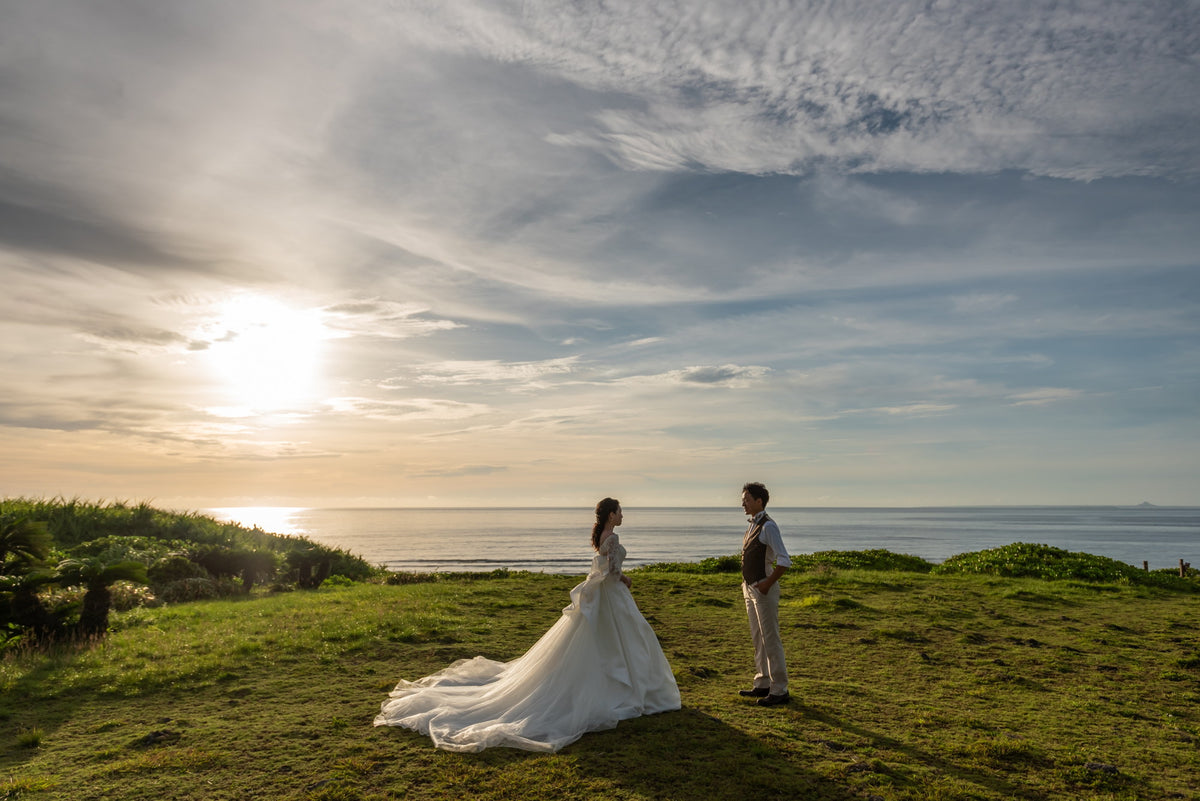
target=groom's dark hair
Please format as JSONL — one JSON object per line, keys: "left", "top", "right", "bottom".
{"left": 742, "top": 482, "right": 769, "bottom": 507}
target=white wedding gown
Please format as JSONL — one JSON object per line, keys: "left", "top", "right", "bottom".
{"left": 373, "top": 533, "right": 681, "bottom": 752}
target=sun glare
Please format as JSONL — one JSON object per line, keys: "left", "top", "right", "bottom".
{"left": 206, "top": 506, "right": 307, "bottom": 536}
{"left": 202, "top": 294, "right": 327, "bottom": 413}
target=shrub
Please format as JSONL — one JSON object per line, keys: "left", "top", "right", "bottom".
{"left": 38, "top": 585, "right": 85, "bottom": 616}
{"left": 147, "top": 555, "right": 210, "bottom": 589}
{"left": 791, "top": 549, "right": 932, "bottom": 573}
{"left": 66, "top": 536, "right": 183, "bottom": 564}
{"left": 157, "top": 578, "right": 223, "bottom": 604}
{"left": 640, "top": 554, "right": 741, "bottom": 574}
{"left": 108, "top": 580, "right": 159, "bottom": 611}
{"left": 697, "top": 554, "right": 742, "bottom": 573}
{"left": 932, "top": 543, "right": 1197, "bottom": 591}
{"left": 384, "top": 572, "right": 439, "bottom": 586}
{"left": 642, "top": 550, "right": 930, "bottom": 574}
{"left": 0, "top": 499, "right": 374, "bottom": 580}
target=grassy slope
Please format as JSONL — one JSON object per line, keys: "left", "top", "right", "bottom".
{"left": 2, "top": 570, "right": 1198, "bottom": 801}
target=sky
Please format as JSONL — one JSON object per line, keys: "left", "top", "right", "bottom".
{"left": 1, "top": 0, "right": 1198, "bottom": 510}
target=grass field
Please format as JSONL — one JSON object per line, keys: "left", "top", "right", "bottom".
{"left": 2, "top": 568, "right": 1198, "bottom": 800}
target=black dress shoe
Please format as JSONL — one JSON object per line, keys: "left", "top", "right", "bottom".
{"left": 739, "top": 687, "right": 770, "bottom": 698}
{"left": 757, "top": 692, "right": 791, "bottom": 707}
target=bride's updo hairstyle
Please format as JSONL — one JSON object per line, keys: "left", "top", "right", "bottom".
{"left": 591, "top": 497, "right": 620, "bottom": 550}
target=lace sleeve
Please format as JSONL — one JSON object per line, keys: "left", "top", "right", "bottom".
{"left": 599, "top": 533, "right": 623, "bottom": 577}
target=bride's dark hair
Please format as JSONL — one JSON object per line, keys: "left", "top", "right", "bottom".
{"left": 591, "top": 497, "right": 620, "bottom": 550}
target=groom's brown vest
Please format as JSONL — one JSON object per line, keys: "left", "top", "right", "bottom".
{"left": 741, "top": 513, "right": 773, "bottom": 584}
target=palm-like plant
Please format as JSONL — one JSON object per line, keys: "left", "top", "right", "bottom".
{"left": 1, "top": 514, "right": 52, "bottom": 574}
{"left": 54, "top": 557, "right": 149, "bottom": 636}
{"left": 235, "top": 549, "right": 279, "bottom": 593}
{"left": 1, "top": 569, "right": 61, "bottom": 641}
{"left": 1, "top": 515, "right": 57, "bottom": 643}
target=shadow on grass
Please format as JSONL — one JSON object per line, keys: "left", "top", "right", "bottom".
{"left": 1, "top": 634, "right": 220, "bottom": 771}
{"left": 1, "top": 642, "right": 96, "bottom": 765}
{"left": 804, "top": 706, "right": 1046, "bottom": 800}
{"left": 421, "top": 706, "right": 863, "bottom": 801}
{"left": 587, "top": 706, "right": 862, "bottom": 800}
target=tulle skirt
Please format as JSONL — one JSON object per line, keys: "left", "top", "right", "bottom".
{"left": 373, "top": 574, "right": 680, "bottom": 752}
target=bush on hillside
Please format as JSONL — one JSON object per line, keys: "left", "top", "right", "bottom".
{"left": 792, "top": 549, "right": 932, "bottom": 573}
{"left": 67, "top": 536, "right": 185, "bottom": 564}
{"left": 1, "top": 497, "right": 375, "bottom": 585}
{"left": 147, "top": 554, "right": 210, "bottom": 588}
{"left": 639, "top": 554, "right": 741, "bottom": 574}
{"left": 932, "top": 542, "right": 1197, "bottom": 591}
{"left": 641, "top": 550, "right": 931, "bottom": 574}
{"left": 46, "top": 580, "right": 157, "bottom": 612}
{"left": 2, "top": 498, "right": 380, "bottom": 645}
{"left": 157, "top": 577, "right": 235, "bottom": 603}
{"left": 382, "top": 567, "right": 516, "bottom": 584}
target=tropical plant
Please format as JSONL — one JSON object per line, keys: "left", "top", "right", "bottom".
{"left": 66, "top": 535, "right": 184, "bottom": 563}
{"left": 234, "top": 549, "right": 279, "bottom": 593}
{"left": 1, "top": 497, "right": 378, "bottom": 595}
{"left": 1, "top": 569, "right": 64, "bottom": 644}
{"left": 54, "top": 558, "right": 150, "bottom": 636}
{"left": 1, "top": 514, "right": 60, "bottom": 645}
{"left": 286, "top": 546, "right": 333, "bottom": 589}
{"left": 0, "top": 513, "right": 53, "bottom": 573}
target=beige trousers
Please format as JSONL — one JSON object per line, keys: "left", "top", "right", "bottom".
{"left": 743, "top": 580, "right": 788, "bottom": 695}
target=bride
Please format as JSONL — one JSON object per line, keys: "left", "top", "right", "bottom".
{"left": 373, "top": 498, "right": 681, "bottom": 752}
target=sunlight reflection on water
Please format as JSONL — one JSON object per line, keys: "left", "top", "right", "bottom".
{"left": 207, "top": 507, "right": 309, "bottom": 538}
{"left": 202, "top": 506, "right": 1200, "bottom": 575}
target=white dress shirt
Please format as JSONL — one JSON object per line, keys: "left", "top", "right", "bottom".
{"left": 752, "top": 511, "right": 792, "bottom": 572}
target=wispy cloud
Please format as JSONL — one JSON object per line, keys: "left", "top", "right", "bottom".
{"left": 0, "top": 0, "right": 1197, "bottom": 506}
{"left": 416, "top": 0, "right": 1200, "bottom": 180}
{"left": 325, "top": 397, "right": 490, "bottom": 422}
{"left": 1008, "top": 388, "right": 1083, "bottom": 407}
{"left": 323, "top": 300, "right": 462, "bottom": 339}
{"left": 659, "top": 364, "right": 771, "bottom": 387}
{"left": 412, "top": 357, "right": 578, "bottom": 386}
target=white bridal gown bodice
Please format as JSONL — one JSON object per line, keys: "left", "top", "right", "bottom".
{"left": 373, "top": 533, "right": 681, "bottom": 752}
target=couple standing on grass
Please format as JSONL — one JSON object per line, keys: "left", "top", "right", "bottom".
{"left": 373, "top": 482, "right": 792, "bottom": 753}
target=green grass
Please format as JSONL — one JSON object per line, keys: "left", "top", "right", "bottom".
{"left": 2, "top": 569, "right": 1198, "bottom": 800}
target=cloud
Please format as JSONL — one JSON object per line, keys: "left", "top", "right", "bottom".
{"left": 325, "top": 397, "right": 490, "bottom": 421}
{"left": 951, "top": 293, "right": 1020, "bottom": 314}
{"left": 672, "top": 364, "right": 771, "bottom": 386}
{"left": 410, "top": 464, "right": 508, "bottom": 478}
{"left": 323, "top": 300, "right": 462, "bottom": 339}
{"left": 418, "top": 0, "right": 1200, "bottom": 179}
{"left": 0, "top": 192, "right": 201, "bottom": 275}
{"left": 854, "top": 403, "right": 958, "bottom": 417}
{"left": 412, "top": 357, "right": 578, "bottom": 386}
{"left": 0, "top": 1, "right": 1197, "bottom": 506}
{"left": 78, "top": 325, "right": 194, "bottom": 353}
{"left": 1009, "top": 388, "right": 1083, "bottom": 407}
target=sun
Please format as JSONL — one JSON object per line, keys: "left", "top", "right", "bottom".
{"left": 202, "top": 294, "right": 328, "bottom": 414}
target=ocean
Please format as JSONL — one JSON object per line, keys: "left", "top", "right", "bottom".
{"left": 206, "top": 506, "right": 1200, "bottom": 575}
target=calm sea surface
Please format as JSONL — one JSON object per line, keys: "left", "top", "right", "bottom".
{"left": 205, "top": 506, "right": 1200, "bottom": 575}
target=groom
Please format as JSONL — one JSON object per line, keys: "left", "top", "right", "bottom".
{"left": 738, "top": 482, "right": 792, "bottom": 706}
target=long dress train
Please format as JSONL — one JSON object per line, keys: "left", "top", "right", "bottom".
{"left": 373, "top": 533, "right": 681, "bottom": 752}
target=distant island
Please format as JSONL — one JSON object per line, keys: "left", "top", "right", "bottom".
{"left": 1136, "top": 501, "right": 1158, "bottom": 507}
